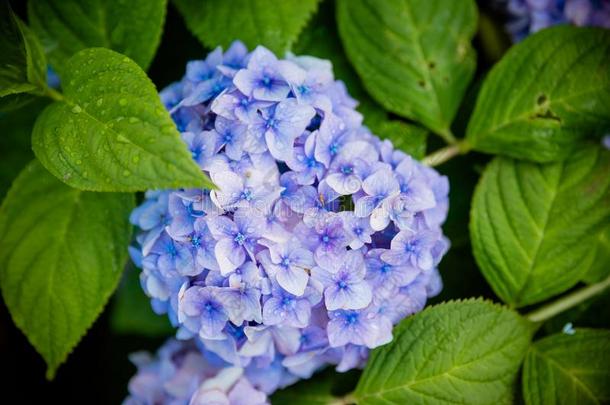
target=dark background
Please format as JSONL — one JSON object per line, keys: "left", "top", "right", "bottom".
{"left": 2, "top": 1, "right": 607, "bottom": 403}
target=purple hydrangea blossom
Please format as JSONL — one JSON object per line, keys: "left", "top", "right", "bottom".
{"left": 365, "top": 248, "right": 419, "bottom": 289}
{"left": 234, "top": 47, "right": 291, "bottom": 102}
{"left": 285, "top": 131, "right": 325, "bottom": 185}
{"left": 340, "top": 211, "right": 375, "bottom": 249}
{"left": 129, "top": 41, "right": 450, "bottom": 400}
{"left": 326, "top": 309, "right": 392, "bottom": 348}
{"left": 503, "top": 0, "right": 610, "bottom": 41}
{"left": 259, "top": 239, "right": 314, "bottom": 296}
{"left": 355, "top": 168, "right": 399, "bottom": 218}
{"left": 383, "top": 229, "right": 441, "bottom": 271}
{"left": 603, "top": 134, "right": 610, "bottom": 150}
{"left": 312, "top": 250, "right": 372, "bottom": 311}
{"left": 262, "top": 282, "right": 322, "bottom": 328}
{"left": 297, "top": 214, "right": 351, "bottom": 260}
{"left": 179, "top": 286, "right": 229, "bottom": 340}
{"left": 124, "top": 339, "right": 269, "bottom": 405}
{"left": 248, "top": 99, "right": 316, "bottom": 160}
{"left": 206, "top": 210, "right": 263, "bottom": 275}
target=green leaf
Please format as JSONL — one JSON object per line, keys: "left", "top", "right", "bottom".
{"left": 110, "top": 265, "right": 173, "bottom": 337}
{"left": 0, "top": 2, "right": 47, "bottom": 111}
{"left": 582, "top": 225, "right": 610, "bottom": 284}
{"left": 28, "top": 0, "right": 167, "bottom": 73}
{"left": 336, "top": 0, "right": 477, "bottom": 137}
{"left": 470, "top": 145, "right": 610, "bottom": 308}
{"left": 355, "top": 299, "right": 533, "bottom": 404}
{"left": 173, "top": 0, "right": 321, "bottom": 55}
{"left": 523, "top": 329, "right": 610, "bottom": 405}
{"left": 0, "top": 160, "right": 134, "bottom": 378}
{"left": 293, "top": 5, "right": 427, "bottom": 159}
{"left": 32, "top": 48, "right": 212, "bottom": 192}
{"left": 0, "top": 99, "right": 49, "bottom": 199}
{"left": 272, "top": 368, "right": 359, "bottom": 405}
{"left": 466, "top": 26, "right": 610, "bottom": 162}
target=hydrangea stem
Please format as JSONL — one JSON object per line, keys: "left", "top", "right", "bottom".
{"left": 43, "top": 87, "right": 64, "bottom": 102}
{"left": 525, "top": 274, "right": 610, "bottom": 323}
{"left": 422, "top": 141, "right": 469, "bottom": 166}
{"left": 330, "top": 393, "right": 356, "bottom": 405}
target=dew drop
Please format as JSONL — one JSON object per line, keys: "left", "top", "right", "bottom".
{"left": 128, "top": 117, "right": 139, "bottom": 124}
{"left": 71, "top": 105, "right": 82, "bottom": 114}
{"left": 119, "top": 98, "right": 127, "bottom": 106}
{"left": 96, "top": 98, "right": 103, "bottom": 106}
{"left": 123, "top": 170, "right": 131, "bottom": 177}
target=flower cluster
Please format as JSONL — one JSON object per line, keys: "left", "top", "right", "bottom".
{"left": 503, "top": 0, "right": 610, "bottom": 41}
{"left": 124, "top": 339, "right": 269, "bottom": 405}
{"left": 129, "top": 41, "right": 449, "bottom": 396}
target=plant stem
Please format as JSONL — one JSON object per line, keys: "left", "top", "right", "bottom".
{"left": 330, "top": 393, "right": 356, "bottom": 405}
{"left": 525, "top": 274, "right": 610, "bottom": 323}
{"left": 422, "top": 141, "right": 469, "bottom": 166}
{"left": 43, "top": 87, "right": 64, "bottom": 102}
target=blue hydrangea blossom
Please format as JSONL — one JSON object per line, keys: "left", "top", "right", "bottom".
{"left": 129, "top": 41, "right": 450, "bottom": 397}
{"left": 504, "top": 0, "right": 610, "bottom": 41}
{"left": 124, "top": 339, "right": 269, "bottom": 405}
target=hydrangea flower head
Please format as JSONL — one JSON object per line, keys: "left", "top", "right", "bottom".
{"left": 130, "top": 41, "right": 450, "bottom": 397}
{"left": 124, "top": 339, "right": 269, "bottom": 405}
{"left": 504, "top": 0, "right": 610, "bottom": 41}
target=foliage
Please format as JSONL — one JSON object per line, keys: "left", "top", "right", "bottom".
{"left": 0, "top": 0, "right": 609, "bottom": 402}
